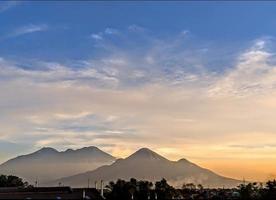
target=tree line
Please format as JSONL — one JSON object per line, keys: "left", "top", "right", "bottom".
{"left": 0, "top": 174, "right": 28, "bottom": 187}
{"left": 237, "top": 180, "right": 276, "bottom": 200}
{"left": 105, "top": 178, "right": 276, "bottom": 200}
{"left": 1, "top": 174, "right": 276, "bottom": 200}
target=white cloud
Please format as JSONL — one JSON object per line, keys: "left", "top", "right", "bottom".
{"left": 104, "top": 27, "right": 119, "bottom": 35}
{"left": 9, "top": 24, "right": 48, "bottom": 38}
{"left": 180, "top": 30, "right": 189, "bottom": 36}
{"left": 0, "top": 1, "right": 19, "bottom": 13}
{"left": 208, "top": 39, "right": 276, "bottom": 97}
{"left": 91, "top": 33, "right": 103, "bottom": 40}
{"left": 90, "top": 27, "right": 119, "bottom": 41}
{"left": 1, "top": 24, "right": 49, "bottom": 40}
{"left": 0, "top": 59, "right": 119, "bottom": 88}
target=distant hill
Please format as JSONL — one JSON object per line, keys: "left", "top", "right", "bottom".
{"left": 0, "top": 146, "right": 115, "bottom": 184}
{"left": 51, "top": 148, "right": 241, "bottom": 188}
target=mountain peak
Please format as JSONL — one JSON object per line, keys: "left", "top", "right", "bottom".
{"left": 78, "top": 146, "right": 99, "bottom": 151}
{"left": 126, "top": 148, "right": 167, "bottom": 161}
{"left": 0, "top": 146, "right": 116, "bottom": 184}
{"left": 136, "top": 148, "right": 155, "bottom": 154}
{"left": 61, "top": 146, "right": 115, "bottom": 160}
{"left": 35, "top": 147, "right": 59, "bottom": 154}
{"left": 63, "top": 146, "right": 99, "bottom": 153}
{"left": 177, "top": 158, "right": 189, "bottom": 163}
{"left": 52, "top": 147, "right": 242, "bottom": 188}
{"left": 65, "top": 148, "right": 74, "bottom": 153}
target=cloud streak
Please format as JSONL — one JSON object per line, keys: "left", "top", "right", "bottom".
{"left": 8, "top": 24, "right": 48, "bottom": 38}
{"left": 0, "top": 1, "right": 19, "bottom": 13}
{"left": 0, "top": 24, "right": 48, "bottom": 42}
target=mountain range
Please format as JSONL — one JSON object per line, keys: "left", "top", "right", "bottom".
{"left": 49, "top": 148, "right": 241, "bottom": 188}
{"left": 0, "top": 146, "right": 242, "bottom": 188}
{"left": 0, "top": 146, "right": 115, "bottom": 184}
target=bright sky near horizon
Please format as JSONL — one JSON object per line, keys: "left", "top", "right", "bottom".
{"left": 1, "top": 1, "right": 276, "bottom": 182}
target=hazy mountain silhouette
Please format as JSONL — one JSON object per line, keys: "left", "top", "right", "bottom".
{"left": 51, "top": 148, "right": 241, "bottom": 188}
{"left": 0, "top": 146, "right": 115, "bottom": 184}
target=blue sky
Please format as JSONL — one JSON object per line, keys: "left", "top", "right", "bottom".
{"left": 1, "top": 1, "right": 276, "bottom": 61}
{"left": 2, "top": 1, "right": 276, "bottom": 181}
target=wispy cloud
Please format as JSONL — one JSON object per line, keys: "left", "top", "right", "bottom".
{"left": 104, "top": 27, "right": 119, "bottom": 35}
{"left": 128, "top": 24, "right": 146, "bottom": 33}
{"left": 91, "top": 34, "right": 103, "bottom": 40}
{"left": 0, "top": 1, "right": 19, "bottom": 13}
{"left": 90, "top": 27, "right": 119, "bottom": 41}
{"left": 7, "top": 24, "right": 48, "bottom": 38}
{"left": 208, "top": 38, "right": 276, "bottom": 97}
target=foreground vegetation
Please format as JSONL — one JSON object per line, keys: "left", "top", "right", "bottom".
{"left": 1, "top": 174, "right": 276, "bottom": 199}
{"left": 105, "top": 178, "right": 276, "bottom": 200}
{"left": 0, "top": 174, "right": 28, "bottom": 187}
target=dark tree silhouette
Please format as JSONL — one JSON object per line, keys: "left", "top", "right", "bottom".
{"left": 237, "top": 182, "right": 263, "bottom": 200}
{"left": 104, "top": 178, "right": 276, "bottom": 200}
{"left": 106, "top": 179, "right": 133, "bottom": 200}
{"left": 155, "top": 178, "right": 175, "bottom": 200}
{"left": 106, "top": 178, "right": 155, "bottom": 200}
{"left": 263, "top": 179, "right": 276, "bottom": 200}
{"left": 182, "top": 183, "right": 196, "bottom": 190}
{"left": 0, "top": 174, "right": 28, "bottom": 187}
{"left": 136, "top": 180, "right": 153, "bottom": 200}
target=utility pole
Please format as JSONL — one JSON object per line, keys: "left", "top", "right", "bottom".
{"left": 35, "top": 178, "right": 38, "bottom": 187}
{"left": 100, "top": 180, "right": 104, "bottom": 197}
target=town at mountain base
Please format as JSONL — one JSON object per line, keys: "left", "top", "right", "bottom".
{"left": 1, "top": 174, "right": 276, "bottom": 200}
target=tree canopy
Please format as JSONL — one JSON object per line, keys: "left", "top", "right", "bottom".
{"left": 0, "top": 174, "right": 28, "bottom": 187}
{"left": 104, "top": 178, "right": 276, "bottom": 200}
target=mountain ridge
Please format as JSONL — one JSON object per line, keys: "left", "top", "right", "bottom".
{"left": 50, "top": 147, "right": 242, "bottom": 188}
{"left": 0, "top": 146, "right": 116, "bottom": 184}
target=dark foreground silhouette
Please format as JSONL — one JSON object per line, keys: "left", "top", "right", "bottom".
{"left": 104, "top": 178, "right": 276, "bottom": 200}
{"left": 1, "top": 175, "right": 276, "bottom": 199}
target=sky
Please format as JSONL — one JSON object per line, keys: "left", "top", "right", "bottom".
{"left": 1, "top": 1, "right": 276, "bottom": 182}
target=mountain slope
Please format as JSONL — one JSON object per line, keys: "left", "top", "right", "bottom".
{"left": 52, "top": 148, "right": 241, "bottom": 188}
{"left": 0, "top": 146, "right": 115, "bottom": 184}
